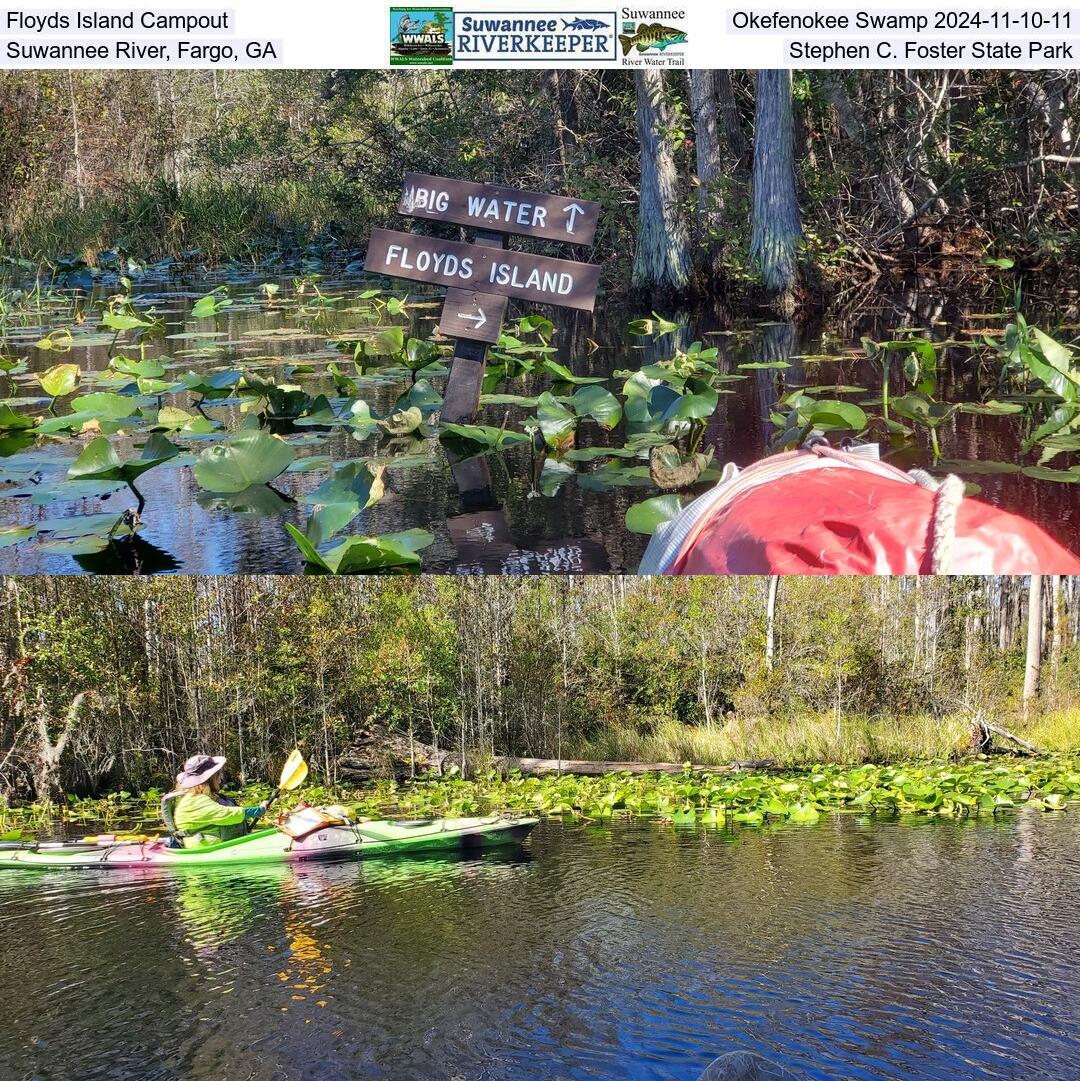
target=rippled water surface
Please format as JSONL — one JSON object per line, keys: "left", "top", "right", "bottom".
{"left": 1, "top": 815, "right": 1078, "bottom": 1080}
{"left": 1, "top": 273, "right": 1078, "bottom": 573}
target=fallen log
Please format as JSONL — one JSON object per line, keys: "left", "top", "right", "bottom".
{"left": 492, "top": 757, "right": 778, "bottom": 777}
{"left": 336, "top": 726, "right": 779, "bottom": 783}
{"left": 969, "top": 713, "right": 1040, "bottom": 757}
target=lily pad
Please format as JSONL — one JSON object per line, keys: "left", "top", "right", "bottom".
{"left": 194, "top": 430, "right": 295, "bottom": 493}
{"left": 67, "top": 434, "right": 180, "bottom": 484}
{"left": 38, "top": 363, "right": 80, "bottom": 398}
{"left": 1021, "top": 465, "right": 1080, "bottom": 483}
{"left": 439, "top": 424, "right": 529, "bottom": 455}
{"left": 571, "top": 385, "right": 623, "bottom": 430}
{"left": 0, "top": 404, "right": 37, "bottom": 432}
{"left": 540, "top": 359, "right": 607, "bottom": 385}
{"left": 379, "top": 406, "right": 423, "bottom": 436}
{"left": 286, "top": 524, "right": 433, "bottom": 574}
{"left": 625, "top": 494, "right": 684, "bottom": 535}
{"left": 0, "top": 525, "right": 34, "bottom": 548}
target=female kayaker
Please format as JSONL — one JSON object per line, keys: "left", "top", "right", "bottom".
{"left": 161, "top": 755, "right": 268, "bottom": 848}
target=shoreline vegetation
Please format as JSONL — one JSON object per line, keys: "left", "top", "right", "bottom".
{"left": 1, "top": 71, "right": 1078, "bottom": 309}
{"left": 2, "top": 754, "right": 1078, "bottom": 840}
{"left": 1, "top": 577, "right": 1077, "bottom": 807}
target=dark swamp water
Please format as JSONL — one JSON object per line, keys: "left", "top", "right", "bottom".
{"left": 0, "top": 270, "right": 1078, "bottom": 574}
{"left": 1, "top": 814, "right": 1078, "bottom": 1080}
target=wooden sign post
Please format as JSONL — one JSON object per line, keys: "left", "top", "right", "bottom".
{"left": 364, "top": 174, "right": 601, "bottom": 424}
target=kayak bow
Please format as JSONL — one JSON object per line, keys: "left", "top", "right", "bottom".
{"left": 0, "top": 815, "right": 538, "bottom": 870}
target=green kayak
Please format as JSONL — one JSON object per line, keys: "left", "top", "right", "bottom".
{"left": 0, "top": 815, "right": 539, "bottom": 870}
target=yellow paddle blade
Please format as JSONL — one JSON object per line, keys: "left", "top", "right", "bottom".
{"left": 278, "top": 749, "right": 308, "bottom": 792}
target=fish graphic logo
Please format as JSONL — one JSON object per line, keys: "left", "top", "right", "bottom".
{"left": 562, "top": 18, "right": 608, "bottom": 31}
{"left": 618, "top": 21, "right": 687, "bottom": 56}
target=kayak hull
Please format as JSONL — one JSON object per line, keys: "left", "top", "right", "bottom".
{"left": 0, "top": 815, "right": 538, "bottom": 869}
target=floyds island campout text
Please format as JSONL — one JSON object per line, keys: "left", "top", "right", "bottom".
{"left": 5, "top": 11, "right": 232, "bottom": 31}
{"left": 2, "top": 9, "right": 278, "bottom": 61}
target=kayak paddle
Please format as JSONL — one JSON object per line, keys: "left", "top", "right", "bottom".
{"left": 264, "top": 749, "right": 308, "bottom": 813}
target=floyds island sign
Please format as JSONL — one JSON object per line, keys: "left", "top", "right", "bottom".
{"left": 365, "top": 231, "right": 598, "bottom": 311}
{"left": 364, "top": 173, "right": 601, "bottom": 422}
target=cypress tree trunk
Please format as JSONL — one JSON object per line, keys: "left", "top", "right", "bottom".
{"left": 750, "top": 70, "right": 802, "bottom": 311}
{"left": 687, "top": 69, "right": 725, "bottom": 285}
{"left": 632, "top": 70, "right": 691, "bottom": 293}
{"left": 716, "top": 71, "right": 749, "bottom": 169}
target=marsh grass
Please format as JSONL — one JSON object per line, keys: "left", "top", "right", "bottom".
{"left": 573, "top": 710, "right": 1080, "bottom": 766}
{"left": 1, "top": 178, "right": 362, "bottom": 265}
{"left": 1028, "top": 709, "right": 1080, "bottom": 753}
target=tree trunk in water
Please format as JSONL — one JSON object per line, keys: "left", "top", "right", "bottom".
{"left": 751, "top": 71, "right": 801, "bottom": 311}
{"left": 687, "top": 70, "right": 725, "bottom": 284}
{"left": 33, "top": 690, "right": 89, "bottom": 804}
{"left": 1023, "top": 575, "right": 1043, "bottom": 718}
{"left": 632, "top": 70, "right": 691, "bottom": 293}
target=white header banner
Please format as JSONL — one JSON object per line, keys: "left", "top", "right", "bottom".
{"left": 0, "top": 0, "right": 1077, "bottom": 68}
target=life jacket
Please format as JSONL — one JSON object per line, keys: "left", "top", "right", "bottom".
{"left": 640, "top": 442, "right": 1080, "bottom": 576}
{"left": 160, "top": 790, "right": 244, "bottom": 848}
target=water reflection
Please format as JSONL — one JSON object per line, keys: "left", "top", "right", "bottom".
{"left": 1, "top": 275, "right": 1077, "bottom": 574}
{"left": 1, "top": 815, "right": 1077, "bottom": 1079}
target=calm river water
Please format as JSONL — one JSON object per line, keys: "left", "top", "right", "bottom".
{"left": 0, "top": 272, "right": 1077, "bottom": 573}
{"left": 1, "top": 814, "right": 1077, "bottom": 1080}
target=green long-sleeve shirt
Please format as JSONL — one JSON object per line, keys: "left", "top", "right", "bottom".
{"left": 173, "top": 792, "right": 252, "bottom": 848}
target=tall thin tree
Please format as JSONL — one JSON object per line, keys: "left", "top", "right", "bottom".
{"left": 1023, "top": 575, "right": 1043, "bottom": 717}
{"left": 687, "top": 69, "right": 724, "bottom": 283}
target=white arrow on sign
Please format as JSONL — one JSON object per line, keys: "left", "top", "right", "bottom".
{"left": 563, "top": 203, "right": 585, "bottom": 234}
{"left": 456, "top": 307, "right": 487, "bottom": 329}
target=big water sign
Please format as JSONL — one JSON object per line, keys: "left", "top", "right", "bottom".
{"left": 364, "top": 172, "right": 601, "bottom": 421}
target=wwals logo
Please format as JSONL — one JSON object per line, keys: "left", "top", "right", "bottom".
{"left": 390, "top": 8, "right": 454, "bottom": 66}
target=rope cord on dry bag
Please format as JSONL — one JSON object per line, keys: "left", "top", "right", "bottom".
{"left": 908, "top": 470, "right": 965, "bottom": 573}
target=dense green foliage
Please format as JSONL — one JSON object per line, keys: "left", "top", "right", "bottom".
{"left": 1, "top": 70, "right": 1078, "bottom": 286}
{"left": 2, "top": 757, "right": 1077, "bottom": 840}
{"left": 1, "top": 576, "right": 1077, "bottom": 800}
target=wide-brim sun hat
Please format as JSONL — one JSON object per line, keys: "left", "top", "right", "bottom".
{"left": 176, "top": 755, "right": 227, "bottom": 790}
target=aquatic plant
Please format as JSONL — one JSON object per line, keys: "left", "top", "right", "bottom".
{"left": 4, "top": 757, "right": 1076, "bottom": 841}
{"left": 1, "top": 280, "right": 1077, "bottom": 573}
{"left": 67, "top": 434, "right": 179, "bottom": 512}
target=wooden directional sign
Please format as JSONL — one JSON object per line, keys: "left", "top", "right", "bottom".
{"left": 365, "top": 174, "right": 603, "bottom": 423}
{"left": 438, "top": 287, "right": 508, "bottom": 345}
{"left": 399, "top": 172, "right": 600, "bottom": 246}
{"left": 365, "top": 227, "right": 600, "bottom": 312}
